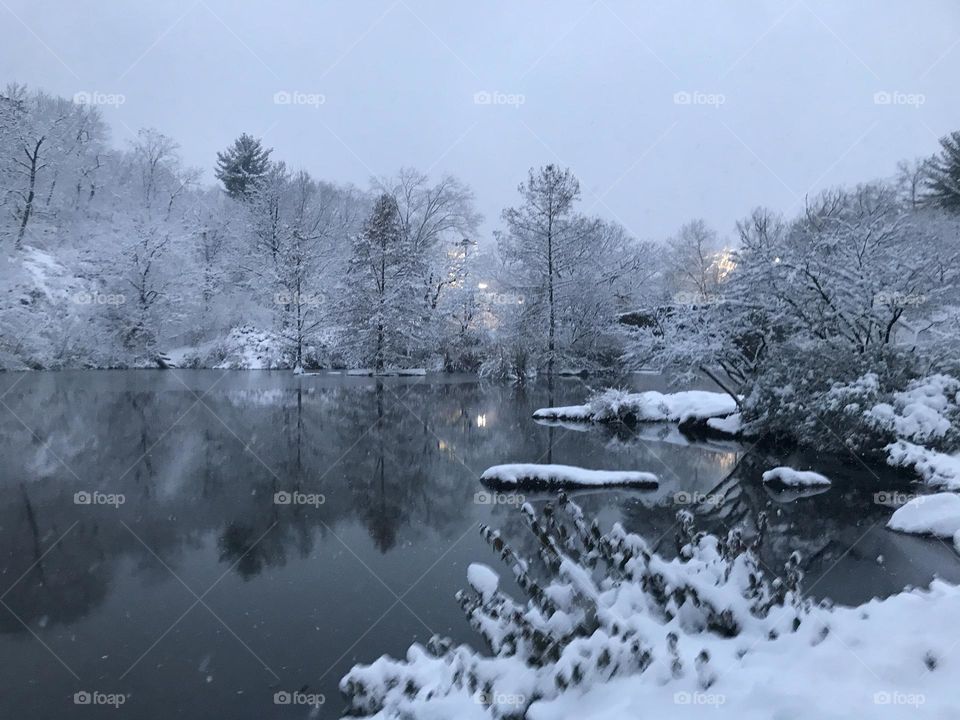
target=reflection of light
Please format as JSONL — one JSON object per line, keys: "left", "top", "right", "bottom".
{"left": 477, "top": 282, "right": 488, "bottom": 290}
{"left": 438, "top": 440, "right": 448, "bottom": 451}
{"left": 476, "top": 414, "right": 487, "bottom": 428}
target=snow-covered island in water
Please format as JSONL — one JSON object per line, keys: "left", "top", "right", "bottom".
{"left": 480, "top": 463, "right": 658, "bottom": 490}
{"left": 533, "top": 388, "right": 739, "bottom": 430}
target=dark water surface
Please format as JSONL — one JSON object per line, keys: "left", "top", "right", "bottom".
{"left": 0, "top": 371, "right": 957, "bottom": 719}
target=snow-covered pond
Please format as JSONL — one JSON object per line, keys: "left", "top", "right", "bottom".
{"left": 1, "top": 370, "right": 957, "bottom": 719}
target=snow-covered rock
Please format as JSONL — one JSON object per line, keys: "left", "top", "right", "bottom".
{"left": 706, "top": 412, "right": 742, "bottom": 436}
{"left": 761, "top": 466, "right": 831, "bottom": 487}
{"left": 887, "top": 492, "right": 960, "bottom": 538}
{"left": 533, "top": 388, "right": 738, "bottom": 425}
{"left": 480, "top": 463, "right": 658, "bottom": 490}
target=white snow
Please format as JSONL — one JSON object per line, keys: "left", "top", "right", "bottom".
{"left": 480, "top": 463, "right": 658, "bottom": 489}
{"left": 706, "top": 412, "right": 742, "bottom": 435}
{"left": 342, "top": 506, "right": 960, "bottom": 720}
{"left": 885, "top": 441, "right": 960, "bottom": 491}
{"left": 887, "top": 492, "right": 960, "bottom": 538}
{"left": 533, "top": 388, "right": 738, "bottom": 424}
{"left": 761, "top": 466, "right": 831, "bottom": 487}
{"left": 866, "top": 374, "right": 959, "bottom": 443}
{"left": 467, "top": 563, "right": 499, "bottom": 603}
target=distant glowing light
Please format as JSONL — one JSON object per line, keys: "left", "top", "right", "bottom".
{"left": 477, "top": 282, "right": 489, "bottom": 290}
{"left": 476, "top": 414, "right": 487, "bottom": 428}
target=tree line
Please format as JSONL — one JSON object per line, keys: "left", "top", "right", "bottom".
{"left": 1, "top": 82, "right": 959, "bottom": 390}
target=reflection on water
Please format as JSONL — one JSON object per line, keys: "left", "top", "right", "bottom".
{"left": 0, "top": 371, "right": 956, "bottom": 719}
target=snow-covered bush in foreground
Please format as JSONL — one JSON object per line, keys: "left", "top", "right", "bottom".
{"left": 341, "top": 497, "right": 803, "bottom": 717}
{"left": 341, "top": 497, "right": 960, "bottom": 719}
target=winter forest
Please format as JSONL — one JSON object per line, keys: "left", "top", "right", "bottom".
{"left": 4, "top": 2, "right": 960, "bottom": 720}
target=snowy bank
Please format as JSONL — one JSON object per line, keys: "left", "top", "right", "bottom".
{"left": 867, "top": 375, "right": 960, "bottom": 490}
{"left": 761, "top": 466, "right": 831, "bottom": 488}
{"left": 480, "top": 464, "right": 658, "bottom": 490}
{"left": 341, "top": 497, "right": 960, "bottom": 719}
{"left": 533, "top": 388, "right": 739, "bottom": 426}
{"left": 887, "top": 493, "right": 960, "bottom": 538}
{"left": 885, "top": 441, "right": 960, "bottom": 491}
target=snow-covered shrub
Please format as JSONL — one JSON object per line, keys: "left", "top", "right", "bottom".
{"left": 340, "top": 496, "right": 808, "bottom": 718}
{"left": 740, "top": 339, "right": 920, "bottom": 454}
{"left": 866, "top": 374, "right": 960, "bottom": 450}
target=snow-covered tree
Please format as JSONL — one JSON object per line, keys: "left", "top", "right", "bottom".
{"left": 214, "top": 133, "right": 273, "bottom": 200}
{"left": 341, "top": 193, "right": 422, "bottom": 370}
{"left": 496, "top": 165, "right": 645, "bottom": 375}
{"left": 923, "top": 130, "right": 960, "bottom": 211}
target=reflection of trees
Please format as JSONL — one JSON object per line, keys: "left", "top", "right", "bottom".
{"left": 0, "top": 486, "right": 109, "bottom": 632}
{"left": 620, "top": 447, "right": 932, "bottom": 599}
{"left": 0, "top": 374, "right": 482, "bottom": 633}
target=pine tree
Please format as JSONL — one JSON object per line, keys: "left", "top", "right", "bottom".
{"left": 923, "top": 130, "right": 960, "bottom": 211}
{"left": 214, "top": 133, "right": 273, "bottom": 199}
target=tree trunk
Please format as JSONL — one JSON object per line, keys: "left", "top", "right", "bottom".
{"left": 16, "top": 138, "right": 44, "bottom": 249}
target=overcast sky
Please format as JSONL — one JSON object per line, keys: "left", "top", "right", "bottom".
{"left": 3, "top": 0, "right": 959, "bottom": 242}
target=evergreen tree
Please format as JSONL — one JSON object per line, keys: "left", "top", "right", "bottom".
{"left": 342, "top": 193, "right": 421, "bottom": 370}
{"left": 923, "top": 130, "right": 960, "bottom": 211}
{"left": 214, "top": 133, "right": 273, "bottom": 199}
